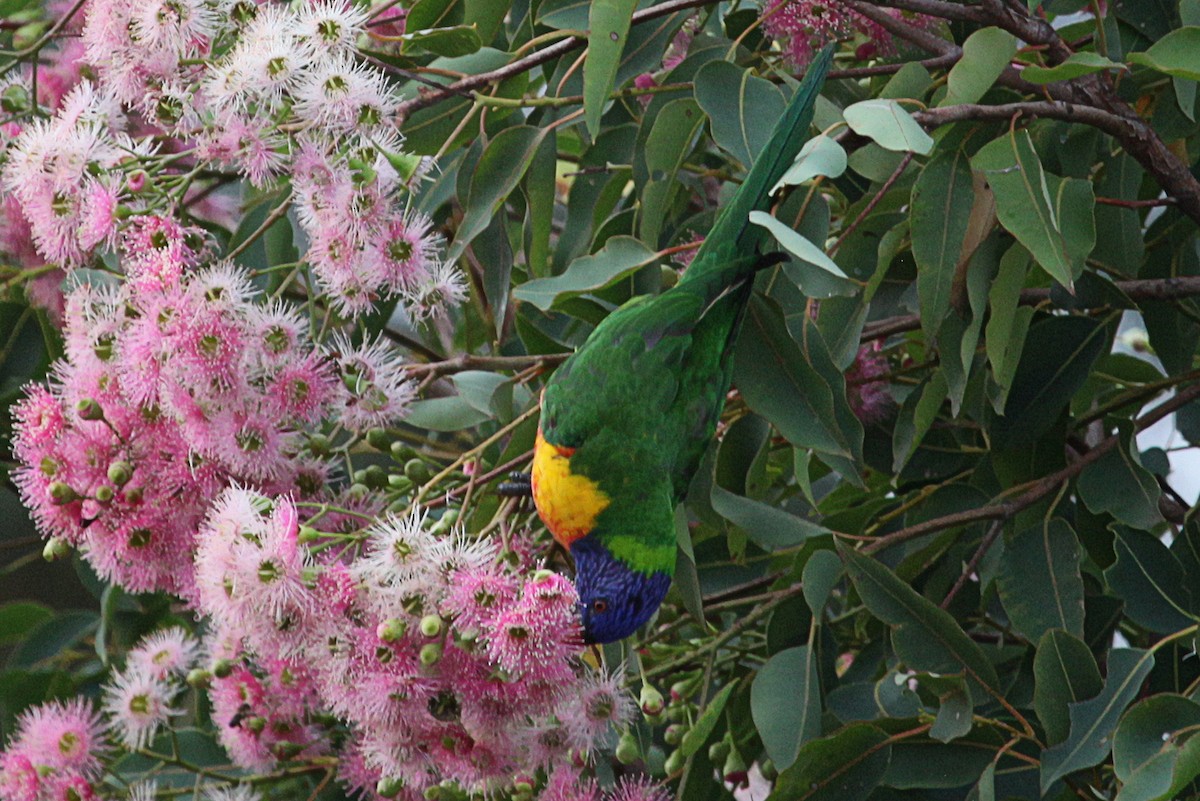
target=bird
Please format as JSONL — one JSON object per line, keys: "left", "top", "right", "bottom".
{"left": 530, "top": 47, "right": 834, "bottom": 644}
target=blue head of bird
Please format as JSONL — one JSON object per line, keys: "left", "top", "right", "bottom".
{"left": 571, "top": 536, "right": 672, "bottom": 644}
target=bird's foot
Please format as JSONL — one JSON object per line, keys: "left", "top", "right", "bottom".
{"left": 497, "top": 471, "right": 532, "bottom": 497}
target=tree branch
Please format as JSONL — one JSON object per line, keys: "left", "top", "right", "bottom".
{"left": 860, "top": 276, "right": 1200, "bottom": 343}
{"left": 394, "top": 0, "right": 711, "bottom": 119}
{"left": 863, "top": 381, "right": 1200, "bottom": 554}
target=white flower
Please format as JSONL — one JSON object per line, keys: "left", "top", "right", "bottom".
{"left": 102, "top": 667, "right": 179, "bottom": 749}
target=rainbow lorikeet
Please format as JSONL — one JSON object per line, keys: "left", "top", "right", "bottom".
{"left": 531, "top": 48, "right": 834, "bottom": 644}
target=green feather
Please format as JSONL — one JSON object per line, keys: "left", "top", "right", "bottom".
{"left": 540, "top": 47, "right": 834, "bottom": 577}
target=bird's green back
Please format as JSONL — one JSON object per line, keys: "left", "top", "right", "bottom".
{"left": 539, "top": 48, "right": 834, "bottom": 576}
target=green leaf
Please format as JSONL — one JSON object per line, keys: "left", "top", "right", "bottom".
{"left": 840, "top": 546, "right": 1001, "bottom": 695}
{"left": 768, "top": 724, "right": 892, "bottom": 801}
{"left": 984, "top": 243, "right": 1032, "bottom": 413}
{"left": 942, "top": 27, "right": 1018, "bottom": 105}
{"left": 710, "top": 485, "right": 828, "bottom": 550}
{"left": 753, "top": 646, "right": 822, "bottom": 769}
{"left": 1114, "top": 695, "right": 1200, "bottom": 782}
{"left": 990, "top": 315, "right": 1108, "bottom": 448}
{"left": 803, "top": 550, "right": 843, "bottom": 616}
{"left": 400, "top": 24, "right": 483, "bottom": 57}
{"left": 734, "top": 296, "right": 863, "bottom": 483}
{"left": 10, "top": 611, "right": 99, "bottom": 668}
{"left": 996, "top": 518, "right": 1086, "bottom": 642}
{"left": 911, "top": 148, "right": 974, "bottom": 340}
{"left": 971, "top": 130, "right": 1094, "bottom": 289}
{"left": 403, "top": 397, "right": 492, "bottom": 431}
{"left": 1023, "top": 51, "right": 1128, "bottom": 83}
{"left": 1117, "top": 734, "right": 1200, "bottom": 801}
{"left": 1129, "top": 27, "right": 1200, "bottom": 80}
{"left": 843, "top": 100, "right": 934, "bottom": 155}
{"left": 512, "top": 236, "right": 658, "bottom": 311}
{"left": 0, "top": 603, "right": 53, "bottom": 646}
{"left": 892, "top": 371, "right": 948, "bottom": 472}
{"left": 447, "top": 126, "right": 548, "bottom": 263}
{"left": 1040, "top": 648, "right": 1156, "bottom": 792}
{"left": 773, "top": 135, "right": 847, "bottom": 191}
{"left": 680, "top": 682, "right": 736, "bottom": 757}
{"left": 406, "top": 0, "right": 462, "bottom": 30}
{"left": 930, "top": 684, "right": 974, "bottom": 743}
{"left": 584, "top": 0, "right": 638, "bottom": 136}
{"left": 1105, "top": 527, "right": 1196, "bottom": 634}
{"left": 1034, "top": 629, "right": 1103, "bottom": 746}
{"left": 450, "top": 371, "right": 511, "bottom": 418}
{"left": 1078, "top": 425, "right": 1164, "bottom": 530}
{"left": 748, "top": 211, "right": 847, "bottom": 279}
{"left": 694, "top": 60, "right": 787, "bottom": 168}
{"left": 639, "top": 98, "right": 705, "bottom": 245}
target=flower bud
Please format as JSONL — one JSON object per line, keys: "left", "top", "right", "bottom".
{"left": 107, "top": 461, "right": 133, "bottom": 486}
{"left": 126, "top": 170, "right": 148, "bottom": 193}
{"left": 94, "top": 485, "right": 114, "bottom": 504}
{"left": 722, "top": 748, "right": 748, "bottom": 786}
{"left": 404, "top": 459, "right": 430, "bottom": 482}
{"left": 212, "top": 659, "right": 235, "bottom": 679}
{"left": 245, "top": 716, "right": 266, "bottom": 734}
{"left": 639, "top": 684, "right": 665, "bottom": 717}
{"left": 308, "top": 434, "right": 331, "bottom": 456}
{"left": 419, "top": 643, "right": 442, "bottom": 666}
{"left": 377, "top": 618, "right": 408, "bottom": 642}
{"left": 388, "top": 474, "right": 413, "bottom": 491}
{"left": 420, "top": 615, "right": 443, "bottom": 639}
{"left": 376, "top": 777, "right": 405, "bottom": 798}
{"left": 366, "top": 429, "right": 391, "bottom": 451}
{"left": 75, "top": 398, "right": 103, "bottom": 420}
{"left": 297, "top": 525, "right": 320, "bottom": 543}
{"left": 186, "top": 668, "right": 211, "bottom": 689}
{"left": 664, "top": 748, "right": 686, "bottom": 775}
{"left": 273, "top": 740, "right": 303, "bottom": 759}
{"left": 391, "top": 442, "right": 417, "bottom": 462}
{"left": 364, "top": 465, "right": 388, "bottom": 489}
{"left": 48, "top": 482, "right": 79, "bottom": 505}
{"left": 42, "top": 537, "right": 71, "bottom": 561}
{"left": 664, "top": 723, "right": 687, "bottom": 746}
{"left": 708, "top": 736, "right": 731, "bottom": 765}
{"left": 615, "top": 731, "right": 640, "bottom": 764}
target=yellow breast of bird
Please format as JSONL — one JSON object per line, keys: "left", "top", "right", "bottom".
{"left": 531, "top": 427, "right": 610, "bottom": 548}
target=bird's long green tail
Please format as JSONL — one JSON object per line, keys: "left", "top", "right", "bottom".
{"left": 678, "top": 45, "right": 834, "bottom": 291}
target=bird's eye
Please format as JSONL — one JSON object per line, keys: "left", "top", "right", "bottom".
{"left": 592, "top": 599, "right": 608, "bottom": 613}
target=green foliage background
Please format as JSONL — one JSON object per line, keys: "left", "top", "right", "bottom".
{"left": 6, "top": 0, "right": 1200, "bottom": 799}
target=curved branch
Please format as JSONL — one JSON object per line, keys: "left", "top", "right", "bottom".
{"left": 863, "top": 380, "right": 1200, "bottom": 554}
{"left": 395, "top": 0, "right": 712, "bottom": 119}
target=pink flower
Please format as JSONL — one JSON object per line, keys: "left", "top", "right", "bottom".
{"left": 845, "top": 341, "right": 892, "bottom": 424}
{"left": 126, "top": 627, "right": 200, "bottom": 680}
{"left": 2, "top": 698, "right": 106, "bottom": 779}
{"left": 102, "top": 666, "right": 179, "bottom": 749}
{"left": 606, "top": 776, "right": 671, "bottom": 801}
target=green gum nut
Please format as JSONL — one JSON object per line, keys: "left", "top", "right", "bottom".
{"left": 419, "top": 642, "right": 442, "bottom": 666}
{"left": 419, "top": 614, "right": 443, "bottom": 639}
{"left": 376, "top": 777, "right": 405, "bottom": 798}
{"left": 48, "top": 482, "right": 79, "bottom": 505}
{"left": 377, "top": 618, "right": 407, "bottom": 642}
{"left": 212, "top": 659, "right": 235, "bottom": 679}
{"left": 366, "top": 429, "right": 391, "bottom": 451}
{"left": 639, "top": 684, "right": 665, "bottom": 716}
{"left": 107, "top": 461, "right": 133, "bottom": 486}
{"left": 664, "top": 748, "right": 686, "bottom": 775}
{"left": 186, "top": 668, "right": 211, "bottom": 689}
{"left": 391, "top": 442, "right": 417, "bottom": 462}
{"left": 42, "top": 537, "right": 71, "bottom": 562}
{"left": 615, "top": 731, "right": 640, "bottom": 764}
{"left": 404, "top": 459, "right": 430, "bottom": 482}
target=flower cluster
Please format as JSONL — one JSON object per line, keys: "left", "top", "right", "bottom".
{"left": 76, "top": 0, "right": 461, "bottom": 318}
{"left": 10, "top": 258, "right": 413, "bottom": 598}
{"left": 190, "top": 488, "right": 633, "bottom": 800}
{"left": 0, "top": 698, "right": 106, "bottom": 801}
{"left": 102, "top": 627, "right": 200, "bottom": 750}
{"left": 762, "top": 0, "right": 937, "bottom": 67}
